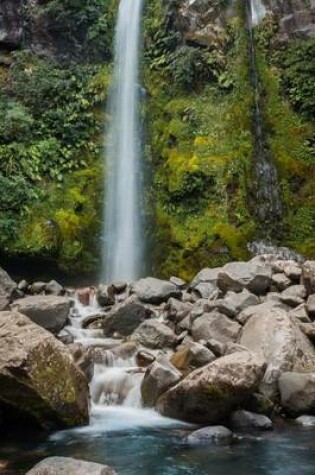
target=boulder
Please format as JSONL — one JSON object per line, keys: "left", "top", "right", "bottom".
{"left": 45, "top": 280, "right": 64, "bottom": 296}
{"left": 280, "top": 285, "right": 307, "bottom": 307}
{"left": 289, "top": 304, "right": 311, "bottom": 323}
{"left": 170, "top": 342, "right": 216, "bottom": 372}
{"left": 187, "top": 426, "right": 233, "bottom": 444}
{"left": 279, "top": 372, "right": 315, "bottom": 416}
{"left": 76, "top": 287, "right": 92, "bottom": 306}
{"left": 102, "top": 303, "right": 152, "bottom": 337}
{"left": 239, "top": 305, "right": 315, "bottom": 399}
{"left": 192, "top": 282, "right": 219, "bottom": 300}
{"left": 132, "top": 320, "right": 177, "bottom": 349}
{"left": 244, "top": 392, "right": 275, "bottom": 417}
{"left": 26, "top": 457, "right": 116, "bottom": 475}
{"left": 68, "top": 343, "right": 94, "bottom": 381}
{"left": 299, "top": 323, "right": 315, "bottom": 343}
{"left": 141, "top": 360, "right": 181, "bottom": 407}
{"left": 230, "top": 409, "right": 273, "bottom": 431}
{"left": 272, "top": 273, "right": 292, "bottom": 291}
{"left": 206, "top": 338, "right": 226, "bottom": 357}
{"left": 30, "top": 282, "right": 46, "bottom": 294}
{"left": 283, "top": 262, "right": 302, "bottom": 281}
{"left": 156, "top": 351, "right": 266, "bottom": 423}
{"left": 236, "top": 301, "right": 287, "bottom": 325}
{"left": 190, "top": 267, "right": 221, "bottom": 287}
{"left": 164, "top": 298, "right": 192, "bottom": 323}
{"left": 0, "top": 266, "right": 16, "bottom": 311}
{"left": 307, "top": 294, "right": 315, "bottom": 319}
{"left": 295, "top": 415, "right": 315, "bottom": 426}
{"left": 0, "top": 311, "right": 89, "bottom": 429}
{"left": 170, "top": 276, "right": 187, "bottom": 288}
{"left": 11, "top": 295, "right": 71, "bottom": 334}
{"left": 217, "top": 262, "right": 272, "bottom": 295}
{"left": 225, "top": 289, "right": 260, "bottom": 313}
{"left": 192, "top": 312, "right": 241, "bottom": 344}
{"left": 131, "top": 277, "right": 181, "bottom": 304}
{"left": 96, "top": 285, "right": 115, "bottom": 307}
{"left": 302, "top": 261, "right": 315, "bottom": 295}
{"left": 204, "top": 299, "right": 237, "bottom": 318}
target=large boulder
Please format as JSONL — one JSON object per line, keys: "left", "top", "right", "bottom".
{"left": 0, "top": 266, "right": 16, "bottom": 311}
{"left": 141, "top": 360, "right": 181, "bottom": 407}
{"left": 26, "top": 457, "right": 116, "bottom": 475}
{"left": 239, "top": 305, "right": 315, "bottom": 399}
{"left": 192, "top": 312, "right": 241, "bottom": 344}
{"left": 131, "top": 278, "right": 181, "bottom": 304}
{"left": 187, "top": 426, "right": 233, "bottom": 444}
{"left": 11, "top": 295, "right": 71, "bottom": 334}
{"left": 302, "top": 261, "right": 315, "bottom": 295}
{"left": 230, "top": 409, "right": 273, "bottom": 431}
{"left": 279, "top": 372, "right": 315, "bottom": 416}
{"left": 132, "top": 320, "right": 177, "bottom": 349}
{"left": 156, "top": 351, "right": 266, "bottom": 423}
{"left": 217, "top": 262, "right": 272, "bottom": 295}
{"left": 102, "top": 303, "right": 152, "bottom": 337}
{"left": 0, "top": 311, "right": 89, "bottom": 429}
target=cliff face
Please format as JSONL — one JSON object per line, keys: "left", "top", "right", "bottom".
{"left": 266, "top": 0, "right": 315, "bottom": 38}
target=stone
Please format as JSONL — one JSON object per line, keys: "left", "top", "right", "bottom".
{"left": 30, "top": 282, "right": 46, "bottom": 294}
{"left": 295, "top": 415, "right": 315, "bottom": 426}
{"left": 299, "top": 323, "right": 315, "bottom": 343}
{"left": 225, "top": 289, "right": 260, "bottom": 313}
{"left": 302, "top": 261, "right": 315, "bottom": 295}
{"left": 132, "top": 320, "right": 177, "bottom": 349}
{"left": 204, "top": 299, "right": 237, "bottom": 318}
{"left": 170, "top": 342, "right": 215, "bottom": 372}
{"left": 68, "top": 343, "right": 94, "bottom": 381}
{"left": 239, "top": 305, "right": 315, "bottom": 399}
{"left": 17, "top": 279, "right": 28, "bottom": 292}
{"left": 170, "top": 276, "right": 187, "bottom": 288}
{"left": 141, "top": 360, "right": 181, "bottom": 407}
{"left": 0, "top": 311, "right": 89, "bottom": 429}
{"left": 0, "top": 266, "right": 16, "bottom": 311}
{"left": 230, "top": 410, "right": 273, "bottom": 431}
{"left": 306, "top": 294, "right": 315, "bottom": 319}
{"left": 272, "top": 273, "right": 292, "bottom": 291}
{"left": 96, "top": 285, "right": 115, "bottom": 307}
{"left": 217, "top": 262, "right": 272, "bottom": 295}
{"left": 289, "top": 304, "right": 311, "bottom": 323}
{"left": 279, "top": 372, "right": 315, "bottom": 416}
{"left": 225, "top": 342, "right": 249, "bottom": 356}
{"left": 192, "top": 311, "right": 241, "bottom": 344}
{"left": 26, "top": 457, "right": 116, "bottom": 475}
{"left": 102, "top": 303, "right": 152, "bottom": 337}
{"left": 280, "top": 285, "right": 307, "bottom": 307}
{"left": 76, "top": 287, "right": 92, "bottom": 306}
{"left": 112, "top": 281, "right": 128, "bottom": 293}
{"left": 156, "top": 351, "right": 266, "bottom": 423}
{"left": 136, "top": 350, "right": 156, "bottom": 367}
{"left": 131, "top": 277, "right": 181, "bottom": 304}
{"left": 206, "top": 338, "right": 226, "bottom": 357}
{"left": 81, "top": 313, "right": 105, "bottom": 329}
{"left": 187, "top": 426, "right": 233, "bottom": 444}
{"left": 192, "top": 282, "right": 219, "bottom": 300}
{"left": 283, "top": 262, "right": 302, "bottom": 281}
{"left": 164, "top": 298, "right": 192, "bottom": 323}
{"left": 45, "top": 280, "right": 64, "bottom": 296}
{"left": 190, "top": 267, "right": 221, "bottom": 287}
{"left": 244, "top": 393, "right": 275, "bottom": 417}
{"left": 11, "top": 295, "right": 71, "bottom": 335}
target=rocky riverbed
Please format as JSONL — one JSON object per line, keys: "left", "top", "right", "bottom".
{"left": 1, "top": 255, "right": 315, "bottom": 473}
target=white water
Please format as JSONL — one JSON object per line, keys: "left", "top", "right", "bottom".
{"left": 102, "top": 0, "right": 144, "bottom": 283}
{"left": 250, "top": 0, "right": 267, "bottom": 26}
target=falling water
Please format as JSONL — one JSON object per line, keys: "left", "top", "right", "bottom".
{"left": 102, "top": 0, "right": 144, "bottom": 283}
{"left": 250, "top": 0, "right": 267, "bottom": 26}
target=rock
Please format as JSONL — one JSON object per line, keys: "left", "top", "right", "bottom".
{"left": 192, "top": 282, "right": 219, "bottom": 300}
{"left": 26, "top": 457, "right": 116, "bottom": 475}
{"left": 204, "top": 299, "right": 237, "bottom": 318}
{"left": 30, "top": 282, "right": 46, "bottom": 294}
{"left": 244, "top": 393, "right": 275, "bottom": 417}
{"left": 302, "top": 261, "right": 315, "bottom": 295}
{"left": 299, "top": 323, "right": 315, "bottom": 343}
{"left": 295, "top": 415, "right": 315, "bottom": 426}
{"left": 225, "top": 289, "right": 260, "bottom": 313}
{"left": 112, "top": 281, "right": 128, "bottom": 293}
{"left": 0, "top": 311, "right": 89, "bottom": 429}
{"left": 45, "top": 280, "right": 64, "bottom": 296}
{"left": 279, "top": 372, "right": 315, "bottom": 416}
{"left": 76, "top": 287, "right": 92, "bottom": 306}
{"left": 170, "top": 276, "right": 187, "bottom": 288}
{"left": 230, "top": 410, "right": 273, "bottom": 431}
{"left": 239, "top": 305, "right": 315, "bottom": 399}
{"left": 131, "top": 277, "right": 181, "bottom": 304}
{"left": 225, "top": 342, "right": 249, "bottom": 356}
{"left": 192, "top": 312, "right": 241, "bottom": 344}
{"left": 289, "top": 304, "right": 311, "bottom": 323}
{"left": 58, "top": 329, "right": 75, "bottom": 345}
{"left": 187, "top": 426, "right": 233, "bottom": 444}
{"left": 206, "top": 338, "right": 227, "bottom": 357}
{"left": 280, "top": 285, "right": 307, "bottom": 307}
{"left": 81, "top": 313, "right": 105, "bottom": 329}
{"left": 111, "top": 341, "right": 139, "bottom": 360}
{"left": 11, "top": 295, "right": 71, "bottom": 335}
{"left": 190, "top": 267, "right": 221, "bottom": 287}
{"left": 283, "top": 262, "right": 302, "bottom": 281}
{"left": 272, "top": 273, "right": 292, "bottom": 291}
{"left": 307, "top": 294, "right": 315, "bottom": 319}
{"left": 96, "top": 285, "right": 115, "bottom": 307}
{"left": 141, "top": 360, "right": 181, "bottom": 407}
{"left": 164, "top": 298, "right": 192, "bottom": 323}
{"left": 170, "top": 342, "right": 215, "bottom": 372}
{"left": 156, "top": 351, "right": 266, "bottom": 423}
{"left": 68, "top": 343, "right": 94, "bottom": 381}
{"left": 176, "top": 315, "right": 191, "bottom": 333}
{"left": 217, "top": 262, "right": 272, "bottom": 295}
{"left": 136, "top": 350, "right": 156, "bottom": 367}
{"left": 132, "top": 320, "right": 177, "bottom": 349}
{"left": 102, "top": 303, "right": 152, "bottom": 337}
{"left": 0, "top": 266, "right": 16, "bottom": 311}
{"left": 17, "top": 279, "right": 28, "bottom": 292}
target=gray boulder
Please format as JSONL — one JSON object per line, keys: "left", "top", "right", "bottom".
{"left": 217, "top": 262, "right": 272, "bottom": 295}
{"left": 187, "top": 426, "right": 233, "bottom": 444}
{"left": 45, "top": 280, "right": 64, "bottom": 296}
{"left": 283, "top": 262, "right": 302, "bottom": 281}
{"left": 0, "top": 311, "right": 89, "bottom": 429}
{"left": 96, "top": 285, "right": 115, "bottom": 307}
{"left": 280, "top": 285, "right": 307, "bottom": 307}
{"left": 307, "top": 294, "right": 315, "bottom": 319}
{"left": 11, "top": 295, "right": 71, "bottom": 334}
{"left": 272, "top": 273, "right": 292, "bottom": 291}
{"left": 26, "top": 457, "right": 116, "bottom": 475}
{"left": 230, "top": 409, "right": 273, "bottom": 431}
{"left": 192, "top": 282, "right": 219, "bottom": 300}
{"left": 170, "top": 342, "right": 216, "bottom": 372}
{"left": 141, "top": 360, "right": 181, "bottom": 407}
{"left": 302, "top": 261, "right": 315, "bottom": 295}
{"left": 225, "top": 289, "right": 260, "bottom": 313}
{"left": 295, "top": 415, "right": 315, "bottom": 426}
{"left": 132, "top": 320, "right": 177, "bottom": 349}
{"left": 289, "top": 303, "right": 311, "bottom": 323}
{"left": 190, "top": 267, "right": 221, "bottom": 287}
{"left": 192, "top": 311, "right": 241, "bottom": 344}
{"left": 156, "top": 351, "right": 266, "bottom": 423}
{"left": 279, "top": 372, "right": 315, "bottom": 416}
{"left": 0, "top": 266, "right": 16, "bottom": 311}
{"left": 102, "top": 303, "right": 152, "bottom": 337}
{"left": 131, "top": 277, "right": 181, "bottom": 304}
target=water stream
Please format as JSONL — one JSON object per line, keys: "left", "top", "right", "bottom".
{"left": 102, "top": 0, "right": 144, "bottom": 283}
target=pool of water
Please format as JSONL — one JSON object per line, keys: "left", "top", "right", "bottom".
{"left": 1, "top": 412, "right": 315, "bottom": 475}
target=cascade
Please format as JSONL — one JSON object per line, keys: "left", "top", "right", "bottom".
{"left": 247, "top": 0, "right": 282, "bottom": 225}
{"left": 102, "top": 0, "right": 144, "bottom": 283}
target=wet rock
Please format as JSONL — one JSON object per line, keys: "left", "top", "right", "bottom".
{"left": 302, "top": 261, "right": 315, "bottom": 295}
{"left": 112, "top": 281, "right": 127, "bottom": 294}
{"left": 131, "top": 277, "right": 181, "bottom": 304}
{"left": 45, "top": 280, "right": 64, "bottom": 296}
{"left": 68, "top": 343, "right": 94, "bottom": 381}
{"left": 57, "top": 329, "right": 75, "bottom": 345}
{"left": 26, "top": 456, "right": 117, "bottom": 475}
{"left": 306, "top": 294, "right": 315, "bottom": 319}
{"left": 279, "top": 372, "right": 315, "bottom": 416}
{"left": 141, "top": 360, "right": 181, "bottom": 407}
{"left": 272, "top": 273, "right": 292, "bottom": 291}
{"left": 96, "top": 285, "right": 115, "bottom": 307}
{"left": 156, "top": 351, "right": 266, "bottom": 424}
{"left": 0, "top": 311, "right": 89, "bottom": 429}
{"left": 111, "top": 341, "right": 139, "bottom": 360}
{"left": 230, "top": 410, "right": 273, "bottom": 431}
{"left": 244, "top": 392, "right": 275, "bottom": 417}
{"left": 217, "top": 262, "right": 272, "bottom": 295}
{"left": 192, "top": 311, "right": 241, "bottom": 344}
{"left": 187, "top": 426, "right": 233, "bottom": 444}
{"left": 11, "top": 295, "right": 71, "bottom": 335}
{"left": 295, "top": 415, "right": 315, "bottom": 426}
{"left": 132, "top": 320, "right": 177, "bottom": 349}
{"left": 102, "top": 303, "right": 153, "bottom": 337}
{"left": 280, "top": 285, "right": 307, "bottom": 307}
{"left": 239, "top": 305, "right": 315, "bottom": 400}
{"left": 81, "top": 313, "right": 106, "bottom": 329}
{"left": 170, "top": 342, "right": 215, "bottom": 372}
{"left": 76, "top": 287, "right": 92, "bottom": 306}
{"left": 0, "top": 266, "right": 16, "bottom": 311}
{"left": 136, "top": 349, "right": 156, "bottom": 367}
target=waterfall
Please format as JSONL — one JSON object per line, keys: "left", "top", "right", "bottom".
{"left": 247, "top": 0, "right": 282, "bottom": 226}
{"left": 102, "top": 0, "right": 144, "bottom": 283}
